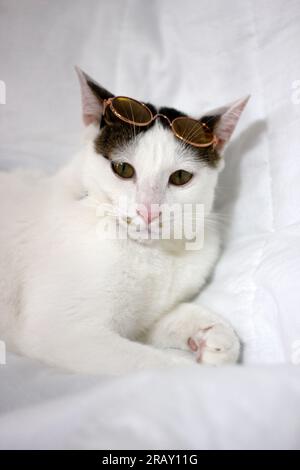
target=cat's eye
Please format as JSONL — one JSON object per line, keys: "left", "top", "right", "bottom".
{"left": 111, "top": 161, "right": 135, "bottom": 179}
{"left": 169, "top": 170, "right": 193, "bottom": 186}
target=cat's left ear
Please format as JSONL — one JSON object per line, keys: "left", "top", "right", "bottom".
{"left": 75, "top": 66, "right": 114, "bottom": 126}
{"left": 201, "top": 96, "right": 250, "bottom": 152}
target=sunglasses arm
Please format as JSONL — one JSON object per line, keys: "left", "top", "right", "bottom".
{"left": 102, "top": 98, "right": 112, "bottom": 115}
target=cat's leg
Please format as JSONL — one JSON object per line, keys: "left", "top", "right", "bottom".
{"left": 145, "top": 303, "right": 240, "bottom": 365}
{"left": 17, "top": 321, "right": 194, "bottom": 375}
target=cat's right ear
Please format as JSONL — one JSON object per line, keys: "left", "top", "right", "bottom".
{"left": 75, "top": 66, "right": 114, "bottom": 126}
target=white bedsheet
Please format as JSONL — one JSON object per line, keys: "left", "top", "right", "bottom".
{"left": 0, "top": 0, "right": 300, "bottom": 450}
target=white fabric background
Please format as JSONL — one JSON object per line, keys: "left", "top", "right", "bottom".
{"left": 0, "top": 0, "right": 300, "bottom": 450}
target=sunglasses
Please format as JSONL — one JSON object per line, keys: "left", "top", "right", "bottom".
{"left": 102, "top": 96, "right": 218, "bottom": 149}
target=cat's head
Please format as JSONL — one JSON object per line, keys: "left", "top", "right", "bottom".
{"left": 76, "top": 67, "right": 249, "bottom": 243}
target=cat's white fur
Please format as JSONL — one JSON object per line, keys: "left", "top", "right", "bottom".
{"left": 0, "top": 70, "right": 249, "bottom": 374}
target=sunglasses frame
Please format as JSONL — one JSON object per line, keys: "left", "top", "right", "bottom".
{"left": 103, "top": 96, "right": 218, "bottom": 149}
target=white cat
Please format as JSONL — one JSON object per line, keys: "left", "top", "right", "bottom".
{"left": 0, "top": 68, "right": 249, "bottom": 375}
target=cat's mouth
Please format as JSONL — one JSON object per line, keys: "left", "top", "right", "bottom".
{"left": 94, "top": 200, "right": 204, "bottom": 247}
{"left": 118, "top": 215, "right": 162, "bottom": 242}
{"left": 118, "top": 212, "right": 201, "bottom": 244}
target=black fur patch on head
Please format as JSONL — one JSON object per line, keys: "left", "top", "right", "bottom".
{"left": 94, "top": 101, "right": 221, "bottom": 166}
{"left": 190, "top": 140, "right": 220, "bottom": 167}
{"left": 158, "top": 107, "right": 221, "bottom": 167}
{"left": 158, "top": 106, "right": 187, "bottom": 123}
{"left": 95, "top": 103, "right": 157, "bottom": 158}
{"left": 201, "top": 114, "right": 221, "bottom": 133}
{"left": 95, "top": 122, "right": 140, "bottom": 158}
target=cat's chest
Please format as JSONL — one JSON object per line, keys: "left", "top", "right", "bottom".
{"left": 96, "top": 238, "right": 212, "bottom": 337}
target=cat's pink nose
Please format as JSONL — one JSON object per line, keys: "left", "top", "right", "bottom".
{"left": 137, "top": 206, "right": 161, "bottom": 224}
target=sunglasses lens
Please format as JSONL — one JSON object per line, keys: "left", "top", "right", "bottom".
{"left": 172, "top": 117, "right": 214, "bottom": 146}
{"left": 111, "top": 97, "right": 152, "bottom": 125}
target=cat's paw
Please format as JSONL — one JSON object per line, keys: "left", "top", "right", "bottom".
{"left": 187, "top": 323, "right": 240, "bottom": 365}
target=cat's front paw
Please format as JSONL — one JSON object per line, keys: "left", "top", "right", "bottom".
{"left": 187, "top": 323, "right": 240, "bottom": 365}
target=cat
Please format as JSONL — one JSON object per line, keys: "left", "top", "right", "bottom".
{"left": 0, "top": 67, "right": 249, "bottom": 375}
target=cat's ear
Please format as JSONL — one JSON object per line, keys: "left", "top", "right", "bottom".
{"left": 75, "top": 66, "right": 114, "bottom": 126}
{"left": 201, "top": 96, "right": 250, "bottom": 152}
